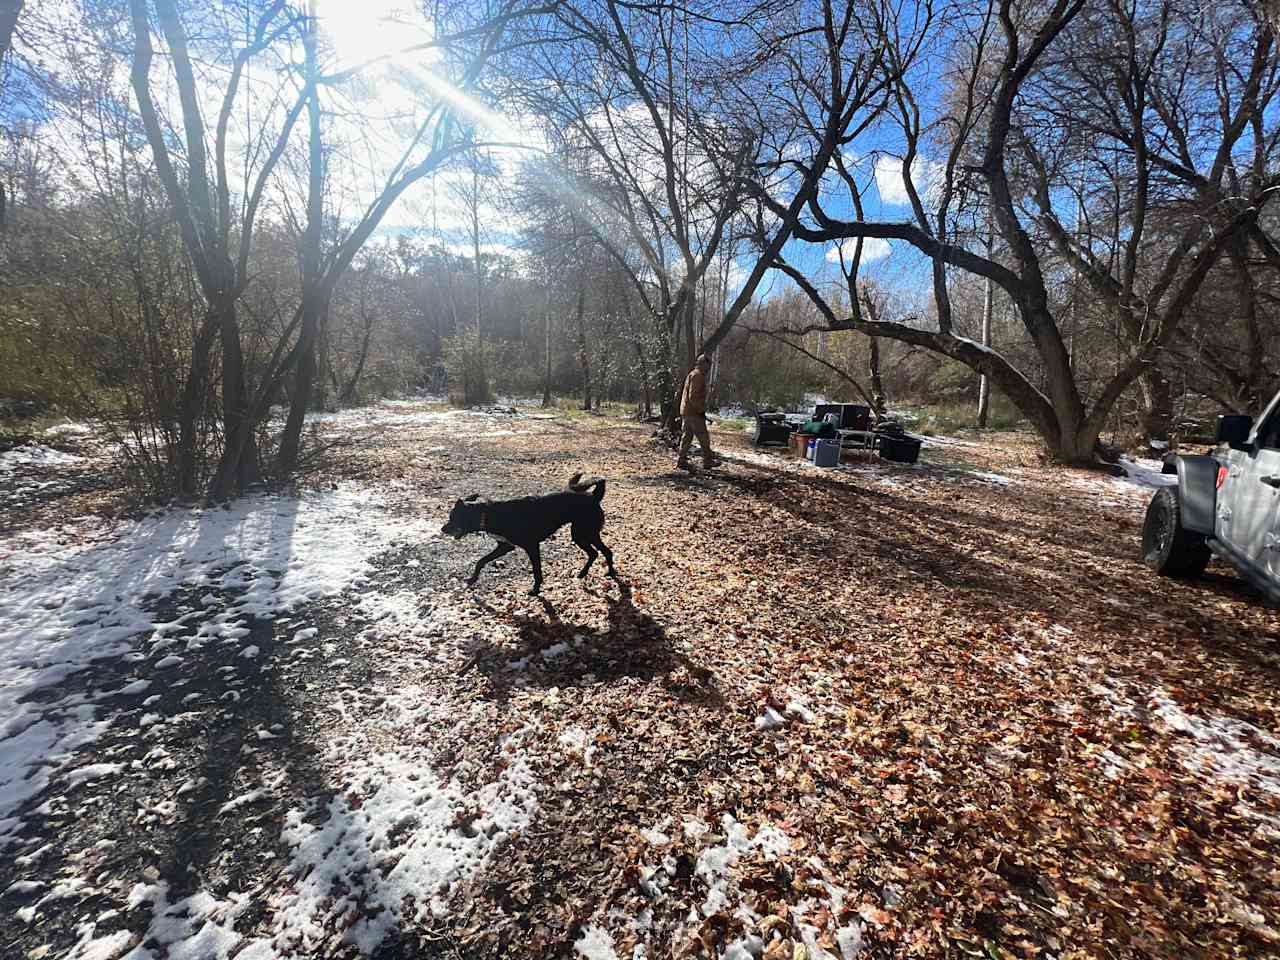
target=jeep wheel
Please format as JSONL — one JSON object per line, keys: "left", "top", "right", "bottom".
{"left": 1142, "top": 487, "right": 1211, "bottom": 577}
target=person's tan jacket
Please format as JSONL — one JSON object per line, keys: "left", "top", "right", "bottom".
{"left": 679, "top": 367, "right": 707, "bottom": 416}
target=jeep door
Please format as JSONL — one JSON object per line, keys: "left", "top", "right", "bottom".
{"left": 1220, "top": 395, "right": 1280, "bottom": 577}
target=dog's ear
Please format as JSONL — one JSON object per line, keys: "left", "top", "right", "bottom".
{"left": 453, "top": 498, "right": 465, "bottom": 509}
{"left": 463, "top": 493, "right": 481, "bottom": 503}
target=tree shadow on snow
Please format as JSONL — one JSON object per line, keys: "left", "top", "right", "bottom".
{"left": 0, "top": 494, "right": 360, "bottom": 959}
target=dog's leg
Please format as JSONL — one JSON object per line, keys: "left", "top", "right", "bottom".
{"left": 524, "top": 544, "right": 544, "bottom": 595}
{"left": 595, "top": 536, "right": 617, "bottom": 577}
{"left": 467, "top": 542, "right": 515, "bottom": 586}
{"left": 572, "top": 526, "right": 599, "bottom": 579}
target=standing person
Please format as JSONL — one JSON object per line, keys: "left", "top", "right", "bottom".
{"left": 677, "top": 353, "right": 715, "bottom": 471}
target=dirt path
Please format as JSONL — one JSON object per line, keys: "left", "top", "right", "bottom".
{"left": 1, "top": 403, "right": 1277, "bottom": 959}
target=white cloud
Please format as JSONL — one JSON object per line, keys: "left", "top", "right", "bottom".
{"left": 826, "top": 237, "right": 892, "bottom": 264}
{"left": 873, "top": 155, "right": 943, "bottom": 207}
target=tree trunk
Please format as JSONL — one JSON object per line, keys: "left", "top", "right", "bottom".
{"left": 638, "top": 348, "right": 652, "bottom": 419}
{"left": 977, "top": 270, "right": 993, "bottom": 427}
{"left": 315, "top": 306, "right": 330, "bottom": 410}
{"left": 277, "top": 19, "right": 322, "bottom": 482}
{"left": 210, "top": 296, "right": 262, "bottom": 498}
{"left": 1138, "top": 367, "right": 1173, "bottom": 446}
{"left": 661, "top": 298, "right": 693, "bottom": 431}
{"left": 176, "top": 321, "right": 215, "bottom": 498}
{"left": 542, "top": 285, "right": 552, "bottom": 407}
{"left": 339, "top": 314, "right": 373, "bottom": 403}
{"left": 868, "top": 335, "right": 885, "bottom": 413}
{"left": 278, "top": 297, "right": 319, "bottom": 479}
{"left": 575, "top": 280, "right": 591, "bottom": 410}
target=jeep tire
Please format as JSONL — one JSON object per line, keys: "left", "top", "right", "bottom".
{"left": 1142, "top": 487, "right": 1211, "bottom": 578}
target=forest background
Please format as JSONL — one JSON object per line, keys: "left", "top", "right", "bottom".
{"left": 1, "top": 0, "right": 1276, "bottom": 498}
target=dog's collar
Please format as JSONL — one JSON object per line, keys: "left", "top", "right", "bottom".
{"left": 480, "top": 511, "right": 488, "bottom": 531}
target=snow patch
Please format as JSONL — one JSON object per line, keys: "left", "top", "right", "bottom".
{"left": 1150, "top": 688, "right": 1280, "bottom": 803}
{"left": 559, "top": 726, "right": 596, "bottom": 764}
{"left": 274, "top": 744, "right": 538, "bottom": 954}
{"left": 966, "top": 470, "right": 1014, "bottom": 486}
{"left": 754, "top": 707, "right": 787, "bottom": 731}
{"left": 0, "top": 484, "right": 437, "bottom": 846}
{"left": 0, "top": 445, "right": 85, "bottom": 471}
{"left": 696, "top": 814, "right": 791, "bottom": 917}
{"left": 1068, "top": 457, "right": 1174, "bottom": 511}
{"left": 63, "top": 763, "right": 123, "bottom": 788}
{"left": 574, "top": 924, "right": 620, "bottom": 959}
{"left": 42, "top": 421, "right": 95, "bottom": 438}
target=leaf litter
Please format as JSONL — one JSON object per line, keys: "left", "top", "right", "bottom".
{"left": 0, "top": 402, "right": 1277, "bottom": 959}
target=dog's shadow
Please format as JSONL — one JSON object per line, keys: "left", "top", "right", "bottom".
{"left": 469, "top": 579, "right": 722, "bottom": 707}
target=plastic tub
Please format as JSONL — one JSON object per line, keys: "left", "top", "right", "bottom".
{"left": 879, "top": 435, "right": 922, "bottom": 464}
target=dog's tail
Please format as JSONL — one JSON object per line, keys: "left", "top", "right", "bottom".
{"left": 568, "top": 472, "right": 606, "bottom": 501}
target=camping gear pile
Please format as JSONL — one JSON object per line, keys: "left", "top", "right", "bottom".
{"left": 754, "top": 403, "right": 924, "bottom": 466}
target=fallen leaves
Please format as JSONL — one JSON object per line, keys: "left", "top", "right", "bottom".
{"left": 5, "top": 408, "right": 1280, "bottom": 959}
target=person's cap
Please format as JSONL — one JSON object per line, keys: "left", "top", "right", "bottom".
{"left": 696, "top": 353, "right": 710, "bottom": 366}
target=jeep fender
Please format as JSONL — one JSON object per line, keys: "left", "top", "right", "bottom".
{"left": 1172, "top": 455, "right": 1218, "bottom": 535}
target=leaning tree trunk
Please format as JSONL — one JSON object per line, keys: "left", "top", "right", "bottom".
{"left": 277, "top": 33, "right": 323, "bottom": 483}
{"left": 277, "top": 296, "right": 320, "bottom": 479}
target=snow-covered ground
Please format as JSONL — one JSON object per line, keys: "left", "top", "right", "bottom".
{"left": 1091, "top": 677, "right": 1280, "bottom": 836}
{"left": 0, "top": 486, "right": 440, "bottom": 849}
{"left": 1, "top": 440, "right": 103, "bottom": 513}
{"left": 0, "top": 445, "right": 85, "bottom": 472}
{"left": 0, "top": 401, "right": 586, "bottom": 958}
{"left": 1066, "top": 457, "right": 1176, "bottom": 511}
{"left": 302, "top": 401, "right": 559, "bottom": 440}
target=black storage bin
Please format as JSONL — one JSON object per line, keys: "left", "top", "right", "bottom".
{"left": 754, "top": 412, "right": 793, "bottom": 446}
{"left": 879, "top": 435, "right": 922, "bottom": 464}
{"left": 813, "top": 403, "right": 871, "bottom": 430}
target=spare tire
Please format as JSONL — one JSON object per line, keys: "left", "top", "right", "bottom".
{"left": 1141, "top": 487, "right": 1210, "bottom": 578}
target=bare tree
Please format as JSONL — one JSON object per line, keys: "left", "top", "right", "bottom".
{"left": 517, "top": 0, "right": 908, "bottom": 427}
{"left": 761, "top": 0, "right": 1279, "bottom": 464}
{"left": 129, "top": 0, "right": 306, "bottom": 497}
{"left": 276, "top": 0, "right": 554, "bottom": 474}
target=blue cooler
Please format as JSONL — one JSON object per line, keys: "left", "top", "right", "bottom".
{"left": 813, "top": 438, "right": 840, "bottom": 467}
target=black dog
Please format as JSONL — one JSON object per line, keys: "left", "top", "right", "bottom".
{"left": 441, "top": 473, "right": 617, "bottom": 595}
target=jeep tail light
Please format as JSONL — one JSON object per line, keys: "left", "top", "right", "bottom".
{"left": 1216, "top": 466, "right": 1228, "bottom": 489}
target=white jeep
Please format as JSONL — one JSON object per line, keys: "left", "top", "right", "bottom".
{"left": 1142, "top": 389, "right": 1280, "bottom": 604}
